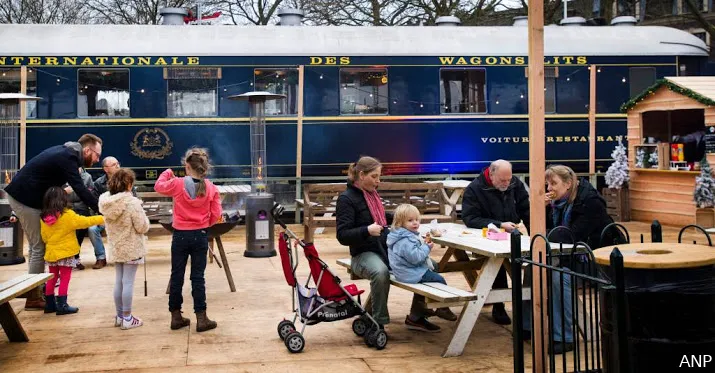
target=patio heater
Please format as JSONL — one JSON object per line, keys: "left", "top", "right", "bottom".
{"left": 0, "top": 93, "right": 41, "bottom": 266}
{"left": 228, "top": 92, "right": 285, "bottom": 258}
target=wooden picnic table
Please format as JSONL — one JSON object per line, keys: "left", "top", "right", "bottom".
{"left": 426, "top": 180, "right": 470, "bottom": 216}
{"left": 421, "top": 222, "right": 573, "bottom": 358}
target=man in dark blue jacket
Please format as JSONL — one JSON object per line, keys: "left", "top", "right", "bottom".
{"left": 462, "top": 159, "right": 530, "bottom": 325}
{"left": 4, "top": 134, "right": 103, "bottom": 310}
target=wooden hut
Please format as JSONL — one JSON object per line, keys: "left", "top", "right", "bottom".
{"left": 622, "top": 77, "right": 715, "bottom": 227}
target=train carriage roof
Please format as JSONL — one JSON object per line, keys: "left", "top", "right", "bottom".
{"left": 0, "top": 24, "right": 708, "bottom": 57}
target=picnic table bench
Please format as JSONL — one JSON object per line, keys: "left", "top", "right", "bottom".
{"left": 336, "top": 258, "right": 479, "bottom": 309}
{"left": 1, "top": 273, "right": 53, "bottom": 342}
{"left": 297, "top": 182, "right": 457, "bottom": 242}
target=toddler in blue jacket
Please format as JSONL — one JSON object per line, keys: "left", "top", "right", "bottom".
{"left": 387, "top": 204, "right": 457, "bottom": 329}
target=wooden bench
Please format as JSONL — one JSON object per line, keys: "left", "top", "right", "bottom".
{"left": 0, "top": 273, "right": 53, "bottom": 342}
{"left": 336, "top": 258, "right": 478, "bottom": 308}
{"left": 297, "top": 182, "right": 456, "bottom": 242}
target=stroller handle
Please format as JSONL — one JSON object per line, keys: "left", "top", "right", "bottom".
{"left": 270, "top": 202, "right": 288, "bottom": 229}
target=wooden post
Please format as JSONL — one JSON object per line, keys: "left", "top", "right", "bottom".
{"left": 589, "top": 64, "right": 597, "bottom": 177}
{"left": 20, "top": 66, "right": 27, "bottom": 167}
{"left": 295, "top": 65, "right": 305, "bottom": 223}
{"left": 527, "top": 1, "right": 548, "bottom": 371}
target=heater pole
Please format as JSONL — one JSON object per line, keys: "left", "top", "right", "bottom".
{"left": 295, "top": 65, "right": 305, "bottom": 223}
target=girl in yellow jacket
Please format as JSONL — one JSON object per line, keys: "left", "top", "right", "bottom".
{"left": 41, "top": 186, "right": 104, "bottom": 315}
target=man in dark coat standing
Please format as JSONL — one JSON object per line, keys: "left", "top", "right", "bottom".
{"left": 461, "top": 159, "right": 530, "bottom": 325}
{"left": 4, "top": 134, "right": 103, "bottom": 310}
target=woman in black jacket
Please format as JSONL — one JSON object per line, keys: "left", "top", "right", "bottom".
{"left": 545, "top": 165, "right": 621, "bottom": 249}
{"left": 335, "top": 156, "right": 446, "bottom": 332}
{"left": 523, "top": 165, "right": 623, "bottom": 354}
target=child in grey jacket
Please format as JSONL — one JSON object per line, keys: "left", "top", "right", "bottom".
{"left": 386, "top": 204, "right": 457, "bottom": 329}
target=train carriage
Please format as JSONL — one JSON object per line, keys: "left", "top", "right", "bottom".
{"left": 0, "top": 18, "right": 709, "bottom": 193}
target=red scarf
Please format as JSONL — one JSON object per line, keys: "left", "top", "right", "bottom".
{"left": 360, "top": 185, "right": 387, "bottom": 226}
{"left": 482, "top": 167, "right": 493, "bottom": 186}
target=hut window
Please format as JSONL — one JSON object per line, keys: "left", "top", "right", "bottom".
{"left": 165, "top": 68, "right": 220, "bottom": 118}
{"left": 78, "top": 69, "right": 130, "bottom": 117}
{"left": 339, "top": 68, "right": 388, "bottom": 115}
{"left": 440, "top": 68, "right": 487, "bottom": 114}
{"left": 629, "top": 67, "right": 656, "bottom": 98}
{"left": 254, "top": 69, "right": 298, "bottom": 115}
{"left": 0, "top": 68, "right": 37, "bottom": 118}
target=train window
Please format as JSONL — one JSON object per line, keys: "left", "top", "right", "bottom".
{"left": 339, "top": 68, "right": 388, "bottom": 115}
{"left": 254, "top": 69, "right": 298, "bottom": 115}
{"left": 165, "top": 68, "right": 220, "bottom": 117}
{"left": 440, "top": 68, "right": 487, "bottom": 114}
{"left": 629, "top": 67, "right": 656, "bottom": 98}
{"left": 0, "top": 68, "right": 37, "bottom": 118}
{"left": 78, "top": 69, "right": 129, "bottom": 117}
{"left": 524, "top": 67, "right": 557, "bottom": 113}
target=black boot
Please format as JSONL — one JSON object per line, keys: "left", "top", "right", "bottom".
{"left": 44, "top": 294, "right": 56, "bottom": 314}
{"left": 491, "top": 303, "right": 511, "bottom": 325}
{"left": 56, "top": 295, "right": 79, "bottom": 315}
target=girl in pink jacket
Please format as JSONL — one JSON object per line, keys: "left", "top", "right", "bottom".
{"left": 154, "top": 147, "right": 222, "bottom": 332}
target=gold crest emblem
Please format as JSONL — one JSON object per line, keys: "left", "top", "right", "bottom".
{"left": 131, "top": 128, "right": 173, "bottom": 160}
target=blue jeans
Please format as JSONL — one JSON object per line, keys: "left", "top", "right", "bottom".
{"left": 410, "top": 259, "right": 445, "bottom": 320}
{"left": 420, "top": 268, "right": 446, "bottom": 284}
{"left": 88, "top": 225, "right": 106, "bottom": 260}
{"left": 523, "top": 271, "right": 574, "bottom": 343}
{"left": 168, "top": 229, "right": 209, "bottom": 313}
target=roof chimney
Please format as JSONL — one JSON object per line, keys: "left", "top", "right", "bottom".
{"left": 159, "top": 7, "right": 188, "bottom": 25}
{"left": 611, "top": 15, "right": 637, "bottom": 26}
{"left": 435, "top": 16, "right": 461, "bottom": 26}
{"left": 559, "top": 16, "right": 587, "bottom": 26}
{"left": 513, "top": 16, "right": 527, "bottom": 26}
{"left": 277, "top": 8, "right": 304, "bottom": 26}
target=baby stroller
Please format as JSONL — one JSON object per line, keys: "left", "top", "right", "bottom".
{"left": 271, "top": 203, "right": 388, "bottom": 353}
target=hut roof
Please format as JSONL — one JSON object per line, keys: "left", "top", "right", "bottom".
{"left": 621, "top": 76, "right": 715, "bottom": 112}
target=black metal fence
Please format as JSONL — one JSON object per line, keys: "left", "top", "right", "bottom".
{"left": 510, "top": 230, "right": 629, "bottom": 373}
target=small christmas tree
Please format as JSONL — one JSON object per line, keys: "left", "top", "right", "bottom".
{"left": 605, "top": 140, "right": 630, "bottom": 189}
{"left": 694, "top": 157, "right": 715, "bottom": 208}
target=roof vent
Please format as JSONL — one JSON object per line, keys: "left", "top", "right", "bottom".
{"left": 611, "top": 15, "right": 637, "bottom": 26}
{"left": 159, "top": 7, "right": 188, "bottom": 25}
{"left": 277, "top": 8, "right": 304, "bottom": 26}
{"left": 560, "top": 16, "right": 587, "bottom": 26}
{"left": 435, "top": 16, "right": 461, "bottom": 26}
{"left": 513, "top": 16, "right": 528, "bottom": 26}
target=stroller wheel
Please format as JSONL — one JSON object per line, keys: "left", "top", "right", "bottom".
{"left": 277, "top": 320, "right": 296, "bottom": 341}
{"left": 352, "top": 318, "right": 368, "bottom": 336}
{"left": 372, "top": 330, "right": 388, "bottom": 350}
{"left": 284, "top": 331, "right": 305, "bottom": 353}
{"left": 363, "top": 324, "right": 378, "bottom": 347}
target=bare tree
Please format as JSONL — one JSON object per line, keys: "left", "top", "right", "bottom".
{"left": 208, "top": 0, "right": 289, "bottom": 25}
{"left": 302, "top": 0, "right": 421, "bottom": 26}
{"left": 83, "top": 0, "right": 193, "bottom": 24}
{"left": 0, "top": 0, "right": 92, "bottom": 24}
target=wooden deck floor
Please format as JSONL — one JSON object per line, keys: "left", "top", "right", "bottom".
{"left": 0, "top": 221, "right": 708, "bottom": 372}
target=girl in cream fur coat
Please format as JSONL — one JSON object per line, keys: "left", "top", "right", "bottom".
{"left": 98, "top": 168, "right": 150, "bottom": 330}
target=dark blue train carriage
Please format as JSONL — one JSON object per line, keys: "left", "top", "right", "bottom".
{"left": 0, "top": 16, "right": 709, "bottom": 189}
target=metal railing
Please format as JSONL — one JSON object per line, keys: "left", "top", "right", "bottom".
{"left": 510, "top": 230, "right": 628, "bottom": 373}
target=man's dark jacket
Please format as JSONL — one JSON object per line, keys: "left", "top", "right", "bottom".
{"left": 336, "top": 183, "right": 393, "bottom": 265}
{"left": 462, "top": 169, "right": 531, "bottom": 232}
{"left": 4, "top": 142, "right": 99, "bottom": 212}
{"left": 94, "top": 173, "right": 138, "bottom": 198}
